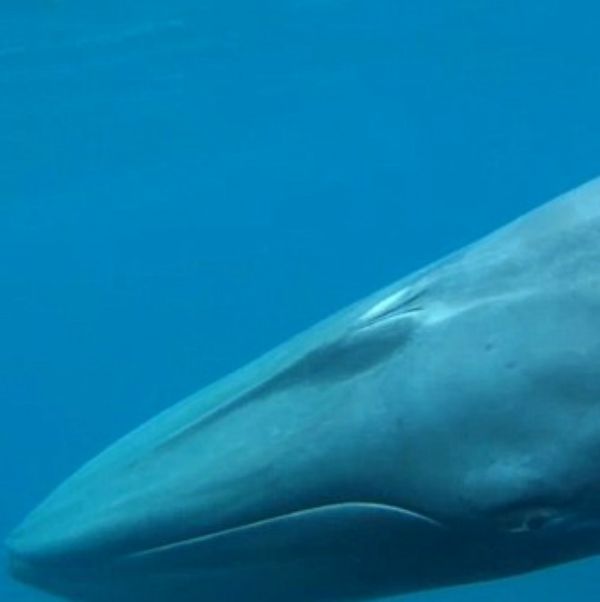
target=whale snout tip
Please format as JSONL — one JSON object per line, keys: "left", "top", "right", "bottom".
{"left": 5, "top": 523, "right": 50, "bottom": 589}
{"left": 4, "top": 513, "right": 83, "bottom": 593}
{"left": 5, "top": 529, "right": 40, "bottom": 590}
{"left": 5, "top": 519, "right": 102, "bottom": 602}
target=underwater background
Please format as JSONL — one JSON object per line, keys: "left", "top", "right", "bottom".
{"left": 2, "top": 1, "right": 600, "bottom": 600}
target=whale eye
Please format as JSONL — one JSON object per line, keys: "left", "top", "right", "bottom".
{"left": 521, "top": 510, "right": 553, "bottom": 532}
{"left": 498, "top": 506, "right": 560, "bottom": 533}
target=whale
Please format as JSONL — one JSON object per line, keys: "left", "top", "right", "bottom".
{"left": 7, "top": 177, "right": 600, "bottom": 602}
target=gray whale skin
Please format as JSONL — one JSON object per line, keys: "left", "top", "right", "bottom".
{"left": 8, "top": 177, "right": 600, "bottom": 602}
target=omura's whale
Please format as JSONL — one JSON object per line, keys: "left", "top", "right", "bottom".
{"left": 7, "top": 177, "right": 600, "bottom": 602}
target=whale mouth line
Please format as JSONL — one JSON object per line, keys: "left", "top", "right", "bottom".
{"left": 7, "top": 501, "right": 443, "bottom": 577}
{"left": 6, "top": 500, "right": 447, "bottom": 602}
{"left": 120, "top": 501, "right": 445, "bottom": 562}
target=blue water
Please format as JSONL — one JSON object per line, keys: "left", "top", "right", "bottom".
{"left": 2, "top": 1, "right": 600, "bottom": 600}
